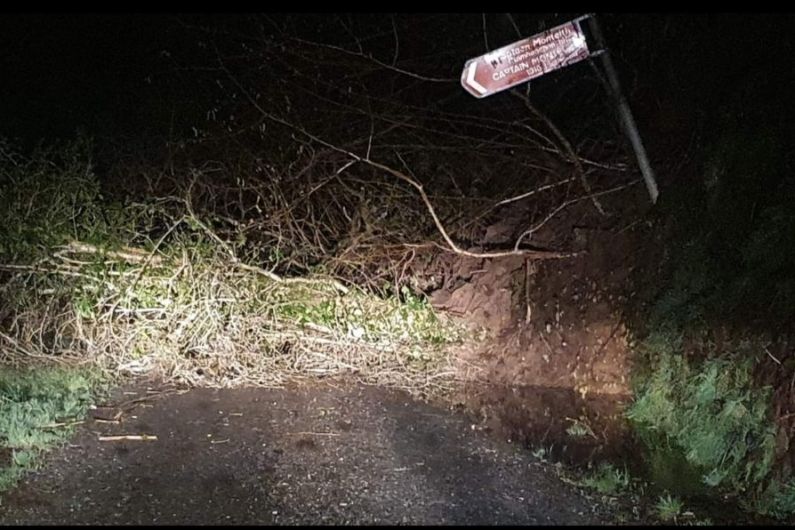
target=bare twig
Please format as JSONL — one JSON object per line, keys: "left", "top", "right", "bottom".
{"left": 289, "top": 36, "right": 456, "bottom": 83}
{"left": 513, "top": 180, "right": 639, "bottom": 249}
{"left": 40, "top": 420, "right": 84, "bottom": 429}
{"left": 765, "top": 346, "right": 782, "bottom": 366}
{"left": 506, "top": 13, "right": 522, "bottom": 38}
{"left": 390, "top": 15, "right": 400, "bottom": 67}
{"left": 493, "top": 177, "right": 577, "bottom": 208}
{"left": 482, "top": 13, "right": 490, "bottom": 51}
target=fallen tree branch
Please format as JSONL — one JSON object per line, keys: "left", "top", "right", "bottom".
{"left": 57, "top": 241, "right": 164, "bottom": 266}
{"left": 219, "top": 62, "right": 579, "bottom": 261}
{"left": 390, "top": 152, "right": 578, "bottom": 260}
{"left": 513, "top": 180, "right": 640, "bottom": 250}
{"left": 511, "top": 89, "right": 606, "bottom": 216}
{"left": 493, "top": 177, "right": 578, "bottom": 208}
{"left": 184, "top": 197, "right": 349, "bottom": 293}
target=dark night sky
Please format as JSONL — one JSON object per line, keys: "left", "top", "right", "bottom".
{"left": 0, "top": 14, "right": 189, "bottom": 143}
{"left": 1, "top": 13, "right": 793, "bottom": 150}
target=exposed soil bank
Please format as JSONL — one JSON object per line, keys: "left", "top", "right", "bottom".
{"left": 416, "top": 199, "right": 644, "bottom": 471}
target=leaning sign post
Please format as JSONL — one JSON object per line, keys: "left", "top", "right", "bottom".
{"left": 461, "top": 14, "right": 659, "bottom": 204}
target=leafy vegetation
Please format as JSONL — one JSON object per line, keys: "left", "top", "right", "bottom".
{"left": 627, "top": 347, "right": 780, "bottom": 508}
{"left": 0, "top": 367, "right": 105, "bottom": 496}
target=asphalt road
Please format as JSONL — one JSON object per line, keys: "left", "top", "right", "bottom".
{"left": 0, "top": 382, "right": 612, "bottom": 525}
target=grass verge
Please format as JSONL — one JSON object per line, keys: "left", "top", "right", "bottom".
{"left": 626, "top": 331, "right": 794, "bottom": 520}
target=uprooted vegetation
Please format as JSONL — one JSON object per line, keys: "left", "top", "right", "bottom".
{"left": 0, "top": 138, "right": 465, "bottom": 394}
{"left": 0, "top": 115, "right": 621, "bottom": 395}
{"left": 0, "top": 15, "right": 633, "bottom": 394}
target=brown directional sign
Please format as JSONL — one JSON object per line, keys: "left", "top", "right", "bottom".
{"left": 461, "top": 16, "right": 592, "bottom": 98}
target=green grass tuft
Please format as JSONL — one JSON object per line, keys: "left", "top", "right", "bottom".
{"left": 754, "top": 479, "right": 795, "bottom": 520}
{"left": 655, "top": 493, "right": 684, "bottom": 522}
{"left": 580, "top": 462, "right": 631, "bottom": 495}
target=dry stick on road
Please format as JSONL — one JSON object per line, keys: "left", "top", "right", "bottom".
{"left": 287, "top": 432, "right": 341, "bottom": 437}
{"left": 98, "top": 435, "right": 158, "bottom": 442}
{"left": 219, "top": 62, "right": 581, "bottom": 262}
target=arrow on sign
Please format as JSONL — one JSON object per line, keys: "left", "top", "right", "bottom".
{"left": 461, "top": 16, "right": 592, "bottom": 99}
{"left": 465, "top": 61, "right": 488, "bottom": 96}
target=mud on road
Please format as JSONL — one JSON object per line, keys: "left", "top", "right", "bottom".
{"left": 0, "top": 381, "right": 616, "bottom": 525}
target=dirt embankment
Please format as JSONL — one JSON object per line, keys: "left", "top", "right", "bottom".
{"left": 414, "top": 194, "right": 646, "bottom": 465}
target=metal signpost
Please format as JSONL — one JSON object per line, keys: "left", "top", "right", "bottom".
{"left": 461, "top": 14, "right": 660, "bottom": 204}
